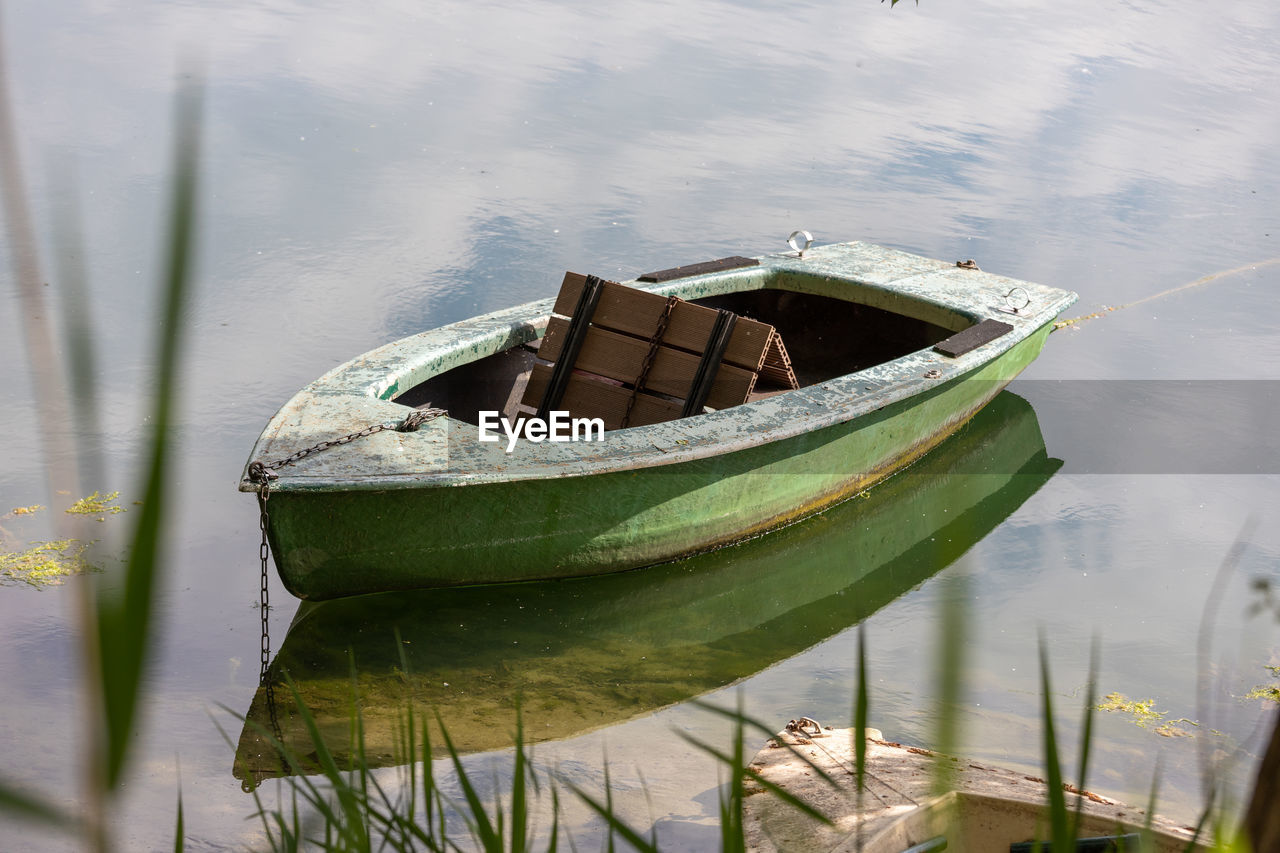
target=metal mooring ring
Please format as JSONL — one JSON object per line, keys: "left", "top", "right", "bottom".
{"left": 785, "top": 716, "right": 825, "bottom": 737}
{"left": 1004, "top": 286, "right": 1031, "bottom": 313}
{"left": 788, "top": 230, "right": 814, "bottom": 257}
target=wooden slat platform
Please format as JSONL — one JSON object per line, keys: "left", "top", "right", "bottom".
{"left": 524, "top": 366, "right": 682, "bottom": 430}
{"left": 522, "top": 270, "right": 799, "bottom": 428}
{"left": 552, "top": 272, "right": 773, "bottom": 372}
{"left": 536, "top": 317, "right": 757, "bottom": 411}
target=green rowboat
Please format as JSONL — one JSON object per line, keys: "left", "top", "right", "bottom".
{"left": 240, "top": 241, "right": 1076, "bottom": 600}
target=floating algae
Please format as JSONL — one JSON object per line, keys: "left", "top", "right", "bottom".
{"left": 1245, "top": 665, "right": 1280, "bottom": 706}
{"left": 0, "top": 539, "right": 93, "bottom": 588}
{"left": 1245, "top": 685, "right": 1280, "bottom": 705}
{"left": 1, "top": 491, "right": 129, "bottom": 587}
{"left": 65, "top": 490, "right": 126, "bottom": 520}
{"left": 1097, "top": 692, "right": 1199, "bottom": 738}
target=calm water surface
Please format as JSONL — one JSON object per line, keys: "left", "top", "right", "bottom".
{"left": 2, "top": 1, "right": 1278, "bottom": 849}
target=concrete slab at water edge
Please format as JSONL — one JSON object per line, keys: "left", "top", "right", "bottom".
{"left": 744, "top": 727, "right": 1205, "bottom": 853}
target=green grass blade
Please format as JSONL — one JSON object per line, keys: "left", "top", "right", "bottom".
{"left": 1182, "top": 796, "right": 1213, "bottom": 853}
{"left": 0, "top": 3, "right": 78, "bottom": 491}
{"left": 214, "top": 713, "right": 290, "bottom": 851}
{"left": 742, "top": 766, "right": 836, "bottom": 827}
{"left": 173, "top": 783, "right": 184, "bottom": 853}
{"left": 687, "top": 700, "right": 841, "bottom": 789}
{"left": 233, "top": 678, "right": 371, "bottom": 849}
{"left": 95, "top": 75, "right": 202, "bottom": 791}
{"left": 214, "top": 702, "right": 338, "bottom": 824}
{"left": 1072, "top": 636, "right": 1099, "bottom": 840}
{"left": 511, "top": 705, "right": 529, "bottom": 853}
{"left": 1038, "top": 636, "right": 1072, "bottom": 852}
{"left": 48, "top": 174, "right": 106, "bottom": 492}
{"left": 436, "top": 714, "right": 501, "bottom": 851}
{"left": 721, "top": 699, "right": 746, "bottom": 853}
{"left": 421, "top": 716, "right": 447, "bottom": 843}
{"left": 603, "top": 757, "right": 616, "bottom": 853}
{"left": 397, "top": 701, "right": 419, "bottom": 831}
{"left": 673, "top": 730, "right": 834, "bottom": 827}
{"left": 855, "top": 624, "right": 869, "bottom": 794}
{"left": 248, "top": 721, "right": 344, "bottom": 835}
{"left": 285, "top": 678, "right": 370, "bottom": 848}
{"left": 0, "top": 780, "right": 75, "bottom": 831}
{"left": 566, "top": 785, "right": 658, "bottom": 853}
{"left": 1141, "top": 760, "right": 1162, "bottom": 853}
{"left": 932, "top": 574, "right": 968, "bottom": 797}
{"left": 545, "top": 785, "right": 561, "bottom": 853}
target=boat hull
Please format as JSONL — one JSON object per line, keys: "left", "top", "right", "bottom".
{"left": 264, "top": 326, "right": 1051, "bottom": 599}
{"left": 244, "top": 241, "right": 1077, "bottom": 599}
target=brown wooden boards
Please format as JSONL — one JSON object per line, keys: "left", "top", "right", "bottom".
{"left": 521, "top": 270, "right": 799, "bottom": 428}
{"left": 536, "top": 317, "right": 757, "bottom": 410}
{"left": 552, "top": 272, "right": 773, "bottom": 372}
{"left": 524, "top": 364, "right": 682, "bottom": 430}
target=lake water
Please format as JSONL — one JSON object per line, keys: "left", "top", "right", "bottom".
{"left": 2, "top": 0, "right": 1278, "bottom": 849}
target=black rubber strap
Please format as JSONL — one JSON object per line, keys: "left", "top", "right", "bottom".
{"left": 620, "top": 295, "right": 679, "bottom": 429}
{"left": 639, "top": 256, "right": 759, "bottom": 283}
{"left": 681, "top": 309, "right": 737, "bottom": 418}
{"left": 537, "top": 274, "right": 605, "bottom": 418}
{"left": 933, "top": 318, "right": 1014, "bottom": 357}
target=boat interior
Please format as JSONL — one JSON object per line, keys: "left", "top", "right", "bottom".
{"left": 393, "top": 285, "right": 957, "bottom": 428}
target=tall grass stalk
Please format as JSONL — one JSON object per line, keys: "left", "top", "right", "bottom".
{"left": 1194, "top": 518, "right": 1258, "bottom": 838}
{"left": 94, "top": 72, "right": 202, "bottom": 796}
{"left": 1071, "top": 637, "right": 1099, "bottom": 842}
{"left": 0, "top": 7, "right": 91, "bottom": 843}
{"left": 173, "top": 782, "right": 184, "bottom": 853}
{"left": 930, "top": 574, "right": 968, "bottom": 798}
{"left": 854, "top": 627, "right": 869, "bottom": 793}
{"left": 0, "top": 8, "right": 77, "bottom": 493}
{"left": 1037, "top": 636, "right": 1073, "bottom": 852}
{"left": 49, "top": 162, "right": 106, "bottom": 494}
{"left": 0, "top": 18, "right": 204, "bottom": 845}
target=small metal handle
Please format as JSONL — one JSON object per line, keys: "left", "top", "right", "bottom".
{"left": 788, "top": 230, "right": 813, "bottom": 257}
{"left": 1001, "top": 286, "right": 1031, "bottom": 314}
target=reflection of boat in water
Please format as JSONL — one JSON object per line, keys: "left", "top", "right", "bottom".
{"left": 234, "top": 391, "right": 1061, "bottom": 788}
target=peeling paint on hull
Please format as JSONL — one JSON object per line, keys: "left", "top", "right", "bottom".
{"left": 242, "top": 242, "right": 1076, "bottom": 600}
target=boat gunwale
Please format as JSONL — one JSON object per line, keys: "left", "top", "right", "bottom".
{"left": 240, "top": 242, "right": 1077, "bottom": 492}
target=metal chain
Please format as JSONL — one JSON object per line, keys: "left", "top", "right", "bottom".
{"left": 257, "top": 480, "right": 272, "bottom": 685}
{"left": 248, "top": 407, "right": 447, "bottom": 481}
{"left": 621, "top": 297, "right": 678, "bottom": 428}
{"left": 246, "top": 406, "right": 448, "bottom": 737}
{"left": 255, "top": 478, "right": 282, "bottom": 753}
